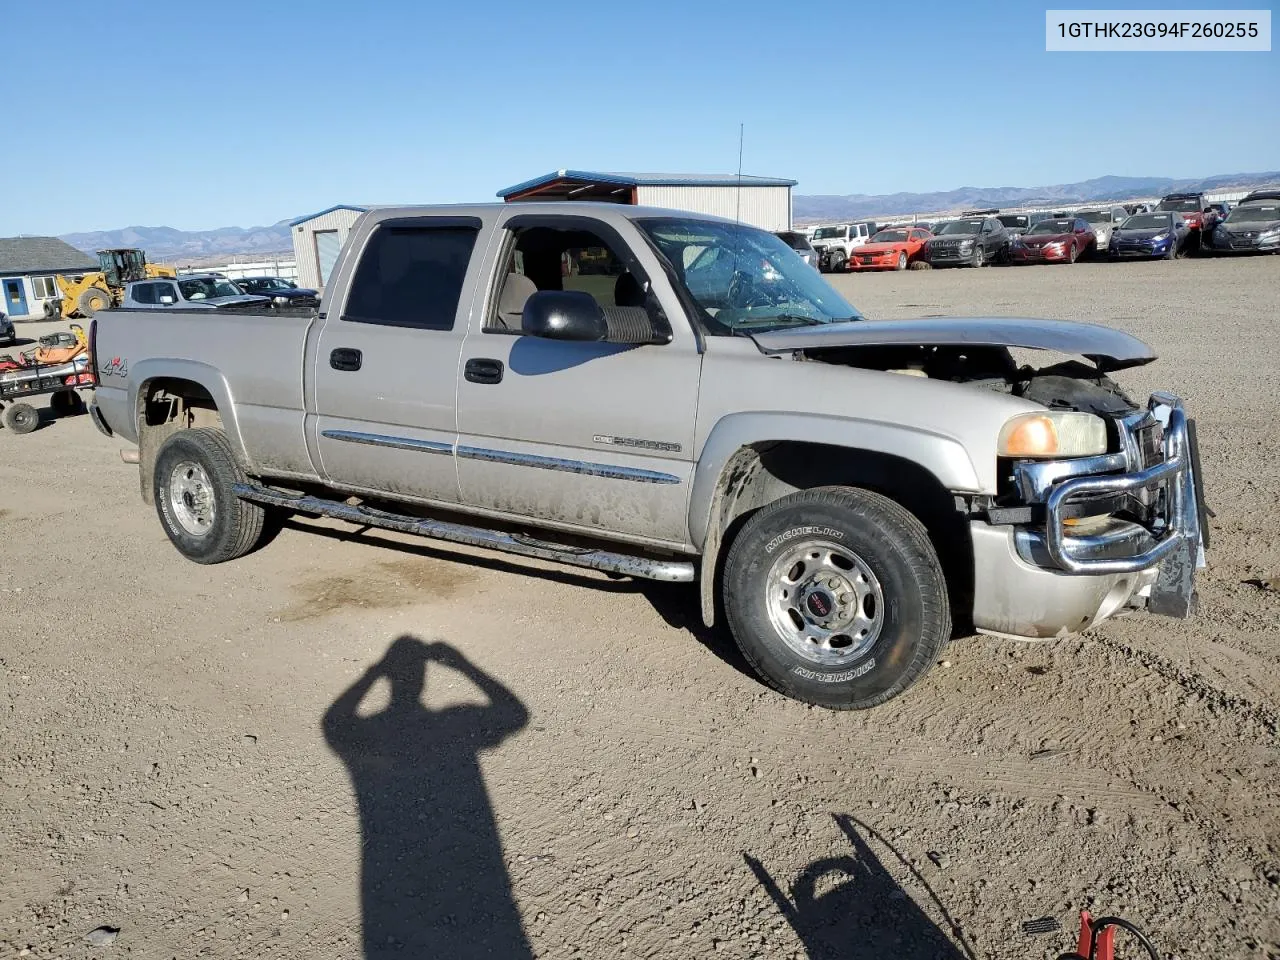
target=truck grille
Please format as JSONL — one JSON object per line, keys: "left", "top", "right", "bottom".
{"left": 1130, "top": 419, "right": 1164, "bottom": 470}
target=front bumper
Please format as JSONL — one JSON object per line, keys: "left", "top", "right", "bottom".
{"left": 1011, "top": 245, "right": 1069, "bottom": 263}
{"left": 927, "top": 246, "right": 979, "bottom": 266}
{"left": 971, "top": 394, "right": 1207, "bottom": 638}
{"left": 848, "top": 252, "right": 900, "bottom": 271}
{"left": 1212, "top": 233, "right": 1280, "bottom": 253}
{"left": 1110, "top": 236, "right": 1174, "bottom": 258}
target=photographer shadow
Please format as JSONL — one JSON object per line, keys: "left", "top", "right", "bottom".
{"left": 323, "top": 636, "right": 532, "bottom": 959}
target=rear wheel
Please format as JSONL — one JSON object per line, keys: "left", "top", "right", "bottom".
{"left": 49, "top": 390, "right": 83, "bottom": 417}
{"left": 77, "top": 287, "right": 112, "bottom": 318}
{"left": 2, "top": 402, "right": 39, "bottom": 435}
{"left": 722, "top": 487, "right": 950, "bottom": 710}
{"left": 153, "top": 428, "right": 267, "bottom": 564}
{"left": 895, "top": 251, "right": 908, "bottom": 271}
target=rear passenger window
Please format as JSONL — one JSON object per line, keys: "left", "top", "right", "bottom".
{"left": 133, "top": 283, "right": 156, "bottom": 305}
{"left": 343, "top": 224, "right": 479, "bottom": 330}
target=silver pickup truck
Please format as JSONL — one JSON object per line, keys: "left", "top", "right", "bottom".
{"left": 88, "top": 203, "right": 1208, "bottom": 710}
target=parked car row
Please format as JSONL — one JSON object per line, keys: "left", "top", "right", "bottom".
{"left": 794, "top": 189, "right": 1277, "bottom": 272}
{"left": 122, "top": 274, "right": 320, "bottom": 312}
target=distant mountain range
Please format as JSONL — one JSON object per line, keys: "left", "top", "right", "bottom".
{"left": 58, "top": 221, "right": 294, "bottom": 262}
{"left": 54, "top": 171, "right": 1280, "bottom": 258}
{"left": 792, "top": 171, "right": 1280, "bottom": 222}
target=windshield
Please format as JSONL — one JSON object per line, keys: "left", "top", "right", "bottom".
{"left": 1077, "top": 210, "right": 1111, "bottom": 223}
{"left": 1156, "top": 197, "right": 1201, "bottom": 213}
{"left": 870, "top": 230, "right": 909, "bottom": 243}
{"left": 179, "top": 277, "right": 243, "bottom": 300}
{"left": 1028, "top": 220, "right": 1072, "bottom": 235}
{"left": 812, "top": 226, "right": 848, "bottom": 240}
{"left": 639, "top": 217, "right": 861, "bottom": 335}
{"left": 998, "top": 215, "right": 1029, "bottom": 229}
{"left": 937, "top": 220, "right": 981, "bottom": 235}
{"left": 1226, "top": 203, "right": 1280, "bottom": 223}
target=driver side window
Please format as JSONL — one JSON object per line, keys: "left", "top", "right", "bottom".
{"left": 485, "top": 224, "right": 661, "bottom": 344}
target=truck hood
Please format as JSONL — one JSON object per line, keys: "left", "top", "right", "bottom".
{"left": 749, "top": 317, "right": 1156, "bottom": 372}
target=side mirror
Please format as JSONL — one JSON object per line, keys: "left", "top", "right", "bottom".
{"left": 159, "top": 295, "right": 175, "bottom": 305}
{"left": 521, "top": 290, "right": 607, "bottom": 342}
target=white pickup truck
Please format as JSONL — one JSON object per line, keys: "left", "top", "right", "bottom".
{"left": 88, "top": 202, "right": 1208, "bottom": 710}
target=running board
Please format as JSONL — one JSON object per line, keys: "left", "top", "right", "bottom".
{"left": 232, "top": 482, "right": 696, "bottom": 583}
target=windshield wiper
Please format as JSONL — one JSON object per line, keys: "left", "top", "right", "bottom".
{"left": 729, "top": 314, "right": 826, "bottom": 330}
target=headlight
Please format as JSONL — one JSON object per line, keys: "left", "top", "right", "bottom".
{"left": 998, "top": 412, "right": 1108, "bottom": 459}
{"left": 1150, "top": 233, "right": 1169, "bottom": 242}
{"left": 1259, "top": 227, "right": 1280, "bottom": 239}
{"left": 273, "top": 295, "right": 290, "bottom": 305}
{"left": 959, "top": 240, "right": 974, "bottom": 250}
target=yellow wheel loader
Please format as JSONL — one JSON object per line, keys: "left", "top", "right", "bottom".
{"left": 54, "top": 249, "right": 176, "bottom": 319}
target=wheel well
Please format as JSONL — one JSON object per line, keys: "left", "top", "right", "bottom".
{"left": 134, "top": 378, "right": 224, "bottom": 505}
{"left": 701, "top": 442, "right": 974, "bottom": 633}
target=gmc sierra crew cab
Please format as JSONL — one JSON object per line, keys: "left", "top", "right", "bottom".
{"left": 88, "top": 202, "right": 1209, "bottom": 710}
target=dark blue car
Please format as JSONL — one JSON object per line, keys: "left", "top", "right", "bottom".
{"left": 1107, "top": 212, "right": 1190, "bottom": 261}
{"left": 235, "top": 276, "right": 320, "bottom": 307}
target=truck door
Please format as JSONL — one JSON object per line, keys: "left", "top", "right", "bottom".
{"left": 454, "top": 212, "right": 700, "bottom": 547}
{"left": 310, "top": 215, "right": 485, "bottom": 503}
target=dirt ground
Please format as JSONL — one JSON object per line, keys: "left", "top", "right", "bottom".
{"left": 2, "top": 256, "right": 1278, "bottom": 960}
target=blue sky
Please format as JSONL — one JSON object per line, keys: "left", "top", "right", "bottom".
{"left": 3, "top": 0, "right": 1275, "bottom": 234}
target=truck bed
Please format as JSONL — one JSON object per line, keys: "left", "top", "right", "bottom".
{"left": 93, "top": 307, "right": 319, "bottom": 476}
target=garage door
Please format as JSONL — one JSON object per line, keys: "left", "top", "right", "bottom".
{"left": 315, "top": 230, "right": 341, "bottom": 287}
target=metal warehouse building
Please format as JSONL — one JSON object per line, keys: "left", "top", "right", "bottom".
{"left": 290, "top": 205, "right": 367, "bottom": 291}
{"left": 497, "top": 170, "right": 796, "bottom": 231}
{"left": 0, "top": 237, "right": 97, "bottom": 320}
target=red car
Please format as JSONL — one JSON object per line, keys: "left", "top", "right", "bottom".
{"left": 1009, "top": 217, "right": 1096, "bottom": 264}
{"left": 846, "top": 227, "right": 933, "bottom": 271}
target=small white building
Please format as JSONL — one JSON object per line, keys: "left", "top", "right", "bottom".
{"left": 0, "top": 237, "right": 98, "bottom": 320}
{"left": 497, "top": 170, "right": 796, "bottom": 231}
{"left": 290, "top": 205, "right": 367, "bottom": 291}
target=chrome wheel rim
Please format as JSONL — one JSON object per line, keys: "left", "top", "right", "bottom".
{"left": 765, "top": 538, "right": 884, "bottom": 666}
{"left": 169, "top": 460, "right": 216, "bottom": 537}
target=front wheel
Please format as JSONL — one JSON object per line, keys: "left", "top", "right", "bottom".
{"left": 972, "top": 247, "right": 985, "bottom": 268}
{"left": 153, "top": 428, "right": 267, "bottom": 564}
{"left": 828, "top": 251, "right": 846, "bottom": 273}
{"left": 77, "top": 286, "right": 111, "bottom": 318}
{"left": 1068, "top": 244, "right": 1079, "bottom": 264}
{"left": 895, "top": 251, "right": 908, "bottom": 271}
{"left": 722, "top": 487, "right": 950, "bottom": 710}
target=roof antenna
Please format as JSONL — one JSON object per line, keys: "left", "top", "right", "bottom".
{"left": 735, "top": 122, "right": 745, "bottom": 226}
